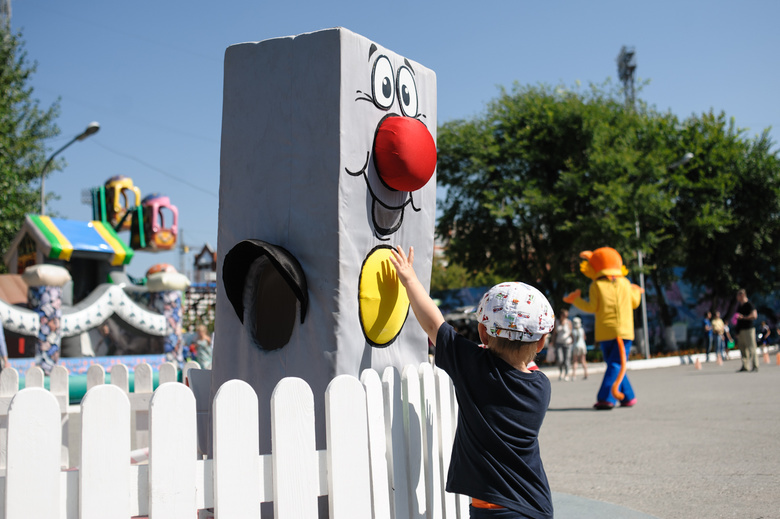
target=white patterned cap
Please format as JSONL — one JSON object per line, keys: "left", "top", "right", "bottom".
{"left": 475, "top": 282, "right": 555, "bottom": 342}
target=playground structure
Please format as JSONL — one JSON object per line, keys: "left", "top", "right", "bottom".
{"left": 92, "top": 175, "right": 179, "bottom": 252}
{"left": 0, "top": 175, "right": 191, "bottom": 376}
{"left": 98, "top": 174, "right": 141, "bottom": 231}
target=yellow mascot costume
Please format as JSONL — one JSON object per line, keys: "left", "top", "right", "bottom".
{"left": 563, "top": 247, "right": 643, "bottom": 410}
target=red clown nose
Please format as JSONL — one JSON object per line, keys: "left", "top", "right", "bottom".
{"left": 373, "top": 117, "right": 437, "bottom": 192}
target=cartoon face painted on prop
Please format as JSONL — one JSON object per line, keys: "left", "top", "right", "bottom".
{"left": 212, "top": 28, "right": 436, "bottom": 450}
{"left": 346, "top": 46, "right": 437, "bottom": 238}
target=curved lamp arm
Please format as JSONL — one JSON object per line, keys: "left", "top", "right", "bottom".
{"left": 40, "top": 121, "right": 100, "bottom": 215}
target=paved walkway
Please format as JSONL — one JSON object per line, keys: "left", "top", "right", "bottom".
{"left": 539, "top": 349, "right": 779, "bottom": 518}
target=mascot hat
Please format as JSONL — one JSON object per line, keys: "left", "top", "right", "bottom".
{"left": 579, "top": 247, "right": 627, "bottom": 279}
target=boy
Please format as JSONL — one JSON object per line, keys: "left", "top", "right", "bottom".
{"left": 390, "top": 246, "right": 555, "bottom": 518}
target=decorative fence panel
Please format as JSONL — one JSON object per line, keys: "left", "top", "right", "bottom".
{"left": 0, "top": 361, "right": 467, "bottom": 518}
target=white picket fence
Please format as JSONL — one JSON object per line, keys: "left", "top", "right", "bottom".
{"left": 0, "top": 360, "right": 203, "bottom": 472}
{"left": 0, "top": 361, "right": 469, "bottom": 518}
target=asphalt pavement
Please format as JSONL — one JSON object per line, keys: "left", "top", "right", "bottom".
{"left": 539, "top": 350, "right": 779, "bottom": 519}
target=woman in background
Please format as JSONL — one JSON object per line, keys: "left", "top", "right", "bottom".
{"left": 195, "top": 324, "right": 213, "bottom": 369}
{"left": 552, "top": 308, "right": 574, "bottom": 381}
{"left": 571, "top": 316, "right": 588, "bottom": 380}
{"left": 711, "top": 311, "right": 726, "bottom": 362}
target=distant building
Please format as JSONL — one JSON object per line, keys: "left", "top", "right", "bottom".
{"left": 183, "top": 244, "right": 217, "bottom": 331}
{"left": 193, "top": 244, "right": 217, "bottom": 284}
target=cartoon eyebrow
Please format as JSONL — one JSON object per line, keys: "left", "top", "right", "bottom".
{"left": 404, "top": 58, "right": 415, "bottom": 75}
{"left": 369, "top": 43, "right": 378, "bottom": 61}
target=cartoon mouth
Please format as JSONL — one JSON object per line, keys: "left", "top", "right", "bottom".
{"left": 346, "top": 114, "right": 437, "bottom": 239}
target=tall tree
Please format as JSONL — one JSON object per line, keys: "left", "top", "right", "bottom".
{"left": 0, "top": 27, "right": 61, "bottom": 271}
{"left": 674, "top": 113, "right": 780, "bottom": 310}
{"left": 437, "top": 81, "right": 780, "bottom": 352}
{"left": 436, "top": 82, "right": 668, "bottom": 307}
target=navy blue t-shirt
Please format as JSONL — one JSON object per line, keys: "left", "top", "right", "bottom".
{"left": 435, "top": 322, "right": 553, "bottom": 518}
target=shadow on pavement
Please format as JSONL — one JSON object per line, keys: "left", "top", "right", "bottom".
{"left": 553, "top": 492, "right": 660, "bottom": 519}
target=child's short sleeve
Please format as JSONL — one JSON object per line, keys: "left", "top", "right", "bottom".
{"left": 435, "top": 321, "right": 481, "bottom": 383}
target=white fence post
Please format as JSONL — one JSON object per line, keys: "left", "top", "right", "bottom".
{"left": 158, "top": 362, "right": 178, "bottom": 385}
{"left": 434, "top": 368, "right": 460, "bottom": 518}
{"left": 0, "top": 362, "right": 463, "bottom": 519}
{"left": 213, "top": 379, "right": 261, "bottom": 518}
{"left": 271, "top": 377, "right": 318, "bottom": 518}
{"left": 420, "top": 362, "right": 443, "bottom": 519}
{"left": 132, "top": 363, "right": 154, "bottom": 450}
{"left": 5, "top": 388, "right": 61, "bottom": 519}
{"left": 110, "top": 364, "right": 130, "bottom": 392}
{"left": 50, "top": 365, "right": 70, "bottom": 469}
{"left": 86, "top": 364, "right": 105, "bottom": 390}
{"left": 326, "top": 375, "right": 372, "bottom": 518}
{"left": 402, "top": 364, "right": 426, "bottom": 519}
{"left": 149, "top": 382, "right": 197, "bottom": 518}
{"left": 80, "top": 384, "right": 131, "bottom": 519}
{"left": 0, "top": 367, "right": 19, "bottom": 472}
{"left": 383, "top": 365, "right": 409, "bottom": 519}
{"left": 24, "top": 366, "right": 44, "bottom": 388}
{"left": 361, "top": 368, "right": 392, "bottom": 519}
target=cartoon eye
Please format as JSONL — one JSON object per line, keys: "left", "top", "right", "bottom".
{"left": 372, "top": 55, "right": 395, "bottom": 110}
{"left": 396, "top": 66, "right": 418, "bottom": 117}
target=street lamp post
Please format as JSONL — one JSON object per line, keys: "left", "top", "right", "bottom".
{"left": 636, "top": 221, "right": 650, "bottom": 359}
{"left": 40, "top": 121, "right": 100, "bottom": 215}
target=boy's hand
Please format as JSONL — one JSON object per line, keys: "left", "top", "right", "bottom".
{"left": 389, "top": 246, "right": 416, "bottom": 288}
{"left": 389, "top": 245, "right": 445, "bottom": 344}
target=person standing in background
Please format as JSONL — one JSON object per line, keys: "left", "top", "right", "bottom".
{"left": 570, "top": 316, "right": 588, "bottom": 380}
{"left": 702, "top": 311, "right": 713, "bottom": 362}
{"left": 195, "top": 324, "right": 213, "bottom": 369}
{"left": 758, "top": 320, "right": 771, "bottom": 361}
{"left": 711, "top": 311, "right": 726, "bottom": 362}
{"left": 734, "top": 289, "right": 758, "bottom": 372}
{"left": 551, "top": 308, "right": 574, "bottom": 381}
{"left": 723, "top": 321, "right": 734, "bottom": 357}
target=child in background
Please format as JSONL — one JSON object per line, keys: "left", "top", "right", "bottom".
{"left": 711, "top": 312, "right": 726, "bottom": 362}
{"left": 194, "top": 324, "right": 213, "bottom": 369}
{"left": 570, "top": 316, "right": 588, "bottom": 380}
{"left": 758, "top": 320, "right": 771, "bottom": 361}
{"left": 551, "top": 308, "right": 573, "bottom": 381}
{"left": 390, "top": 246, "right": 555, "bottom": 518}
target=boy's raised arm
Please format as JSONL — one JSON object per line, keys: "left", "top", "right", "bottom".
{"left": 389, "top": 246, "right": 445, "bottom": 345}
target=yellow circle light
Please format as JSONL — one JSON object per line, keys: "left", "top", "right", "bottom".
{"left": 359, "top": 246, "right": 410, "bottom": 346}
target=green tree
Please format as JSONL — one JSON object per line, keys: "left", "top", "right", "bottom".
{"left": 0, "top": 27, "right": 61, "bottom": 271}
{"left": 436, "top": 80, "right": 780, "bottom": 352}
{"left": 673, "top": 113, "right": 780, "bottom": 310}
{"left": 430, "top": 257, "right": 503, "bottom": 292}
{"left": 436, "top": 81, "right": 668, "bottom": 307}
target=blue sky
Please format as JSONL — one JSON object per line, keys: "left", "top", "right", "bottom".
{"left": 9, "top": 0, "right": 779, "bottom": 278}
